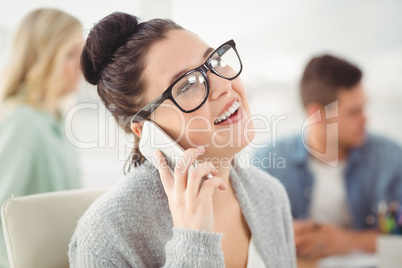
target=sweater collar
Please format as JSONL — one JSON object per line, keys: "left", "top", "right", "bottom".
{"left": 229, "top": 158, "right": 294, "bottom": 267}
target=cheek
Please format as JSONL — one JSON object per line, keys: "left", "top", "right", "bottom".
{"left": 180, "top": 105, "right": 213, "bottom": 149}
{"left": 152, "top": 103, "right": 187, "bottom": 142}
{"left": 154, "top": 104, "right": 214, "bottom": 149}
{"left": 340, "top": 116, "right": 358, "bottom": 129}
{"left": 65, "top": 59, "right": 80, "bottom": 81}
{"left": 184, "top": 116, "right": 212, "bottom": 148}
{"left": 338, "top": 117, "right": 359, "bottom": 140}
{"left": 233, "top": 78, "right": 250, "bottom": 111}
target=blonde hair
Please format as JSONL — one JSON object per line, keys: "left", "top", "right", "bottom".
{"left": 0, "top": 8, "right": 82, "bottom": 110}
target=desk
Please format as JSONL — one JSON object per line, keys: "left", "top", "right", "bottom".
{"left": 298, "top": 252, "right": 379, "bottom": 268}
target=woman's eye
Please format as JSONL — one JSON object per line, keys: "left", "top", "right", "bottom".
{"left": 177, "top": 83, "right": 193, "bottom": 95}
{"left": 174, "top": 73, "right": 205, "bottom": 98}
{"left": 176, "top": 75, "right": 197, "bottom": 95}
{"left": 210, "top": 57, "right": 227, "bottom": 68}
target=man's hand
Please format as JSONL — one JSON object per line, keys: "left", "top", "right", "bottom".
{"left": 294, "top": 220, "right": 377, "bottom": 260}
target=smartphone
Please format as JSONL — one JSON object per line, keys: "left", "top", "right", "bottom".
{"left": 139, "top": 120, "right": 213, "bottom": 180}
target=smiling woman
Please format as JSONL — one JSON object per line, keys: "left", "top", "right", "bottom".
{"left": 68, "top": 11, "right": 296, "bottom": 268}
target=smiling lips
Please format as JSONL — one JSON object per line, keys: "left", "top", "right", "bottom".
{"left": 214, "top": 100, "right": 240, "bottom": 124}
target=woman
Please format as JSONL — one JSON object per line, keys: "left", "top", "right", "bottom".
{"left": 69, "top": 12, "right": 295, "bottom": 267}
{"left": 0, "top": 8, "right": 83, "bottom": 267}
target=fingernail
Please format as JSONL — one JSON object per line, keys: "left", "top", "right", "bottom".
{"left": 195, "top": 147, "right": 205, "bottom": 158}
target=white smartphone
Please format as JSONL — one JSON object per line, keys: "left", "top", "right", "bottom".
{"left": 139, "top": 120, "right": 213, "bottom": 180}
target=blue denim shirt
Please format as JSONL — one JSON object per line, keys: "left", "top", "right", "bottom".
{"left": 252, "top": 133, "right": 402, "bottom": 230}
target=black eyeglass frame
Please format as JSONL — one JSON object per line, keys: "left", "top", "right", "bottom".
{"left": 130, "top": 39, "right": 242, "bottom": 123}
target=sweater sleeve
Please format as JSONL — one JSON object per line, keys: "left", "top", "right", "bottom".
{"left": 278, "top": 181, "right": 297, "bottom": 267}
{"left": 69, "top": 227, "right": 225, "bottom": 268}
{"left": 69, "top": 235, "right": 119, "bottom": 268}
{"left": 163, "top": 227, "right": 224, "bottom": 268}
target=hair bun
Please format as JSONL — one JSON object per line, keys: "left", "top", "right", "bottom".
{"left": 81, "top": 12, "right": 139, "bottom": 85}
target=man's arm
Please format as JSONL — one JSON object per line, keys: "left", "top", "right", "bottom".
{"left": 294, "top": 220, "right": 377, "bottom": 260}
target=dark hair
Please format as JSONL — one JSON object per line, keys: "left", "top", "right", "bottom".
{"left": 81, "top": 12, "right": 183, "bottom": 170}
{"left": 300, "top": 54, "right": 362, "bottom": 107}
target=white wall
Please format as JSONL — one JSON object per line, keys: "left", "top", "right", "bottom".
{"left": 1, "top": 0, "right": 401, "bottom": 187}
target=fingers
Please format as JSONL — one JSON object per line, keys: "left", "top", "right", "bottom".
{"left": 294, "top": 220, "right": 320, "bottom": 257}
{"left": 295, "top": 224, "right": 331, "bottom": 260}
{"left": 173, "top": 147, "right": 205, "bottom": 193}
{"left": 187, "top": 161, "right": 218, "bottom": 197}
{"left": 197, "top": 176, "right": 227, "bottom": 200}
{"left": 293, "top": 220, "right": 318, "bottom": 238}
{"left": 296, "top": 228, "right": 323, "bottom": 258}
{"left": 297, "top": 235, "right": 318, "bottom": 257}
{"left": 298, "top": 238, "right": 329, "bottom": 260}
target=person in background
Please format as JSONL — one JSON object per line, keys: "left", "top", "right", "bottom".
{"left": 68, "top": 11, "right": 296, "bottom": 267}
{"left": 0, "top": 8, "right": 83, "bottom": 267}
{"left": 253, "top": 54, "right": 402, "bottom": 259}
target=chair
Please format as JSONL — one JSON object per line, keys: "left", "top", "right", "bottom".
{"left": 1, "top": 188, "right": 107, "bottom": 268}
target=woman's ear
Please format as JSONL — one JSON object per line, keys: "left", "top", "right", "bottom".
{"left": 131, "top": 122, "right": 143, "bottom": 138}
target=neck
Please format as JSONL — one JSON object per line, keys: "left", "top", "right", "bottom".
{"left": 44, "top": 96, "right": 61, "bottom": 116}
{"left": 216, "top": 164, "right": 231, "bottom": 186}
{"left": 307, "top": 126, "right": 348, "bottom": 162}
{"left": 200, "top": 155, "right": 233, "bottom": 185}
{"left": 337, "top": 146, "right": 348, "bottom": 161}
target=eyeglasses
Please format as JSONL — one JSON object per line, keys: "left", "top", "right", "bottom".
{"left": 130, "top": 39, "right": 243, "bottom": 123}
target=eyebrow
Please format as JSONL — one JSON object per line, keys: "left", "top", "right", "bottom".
{"left": 169, "top": 47, "right": 215, "bottom": 86}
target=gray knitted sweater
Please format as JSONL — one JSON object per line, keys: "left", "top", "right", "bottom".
{"left": 68, "top": 160, "right": 296, "bottom": 267}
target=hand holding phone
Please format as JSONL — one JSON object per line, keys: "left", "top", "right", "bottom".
{"left": 139, "top": 120, "right": 227, "bottom": 232}
{"left": 139, "top": 120, "right": 213, "bottom": 180}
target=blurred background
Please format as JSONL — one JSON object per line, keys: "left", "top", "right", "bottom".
{"left": 0, "top": 0, "right": 401, "bottom": 188}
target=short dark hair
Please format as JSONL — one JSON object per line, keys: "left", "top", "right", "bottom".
{"left": 300, "top": 54, "right": 362, "bottom": 107}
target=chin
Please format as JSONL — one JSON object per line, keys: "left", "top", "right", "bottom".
{"left": 221, "top": 119, "right": 255, "bottom": 149}
{"left": 61, "top": 85, "right": 79, "bottom": 96}
{"left": 354, "top": 138, "right": 366, "bottom": 147}
{"left": 348, "top": 134, "right": 366, "bottom": 148}
{"left": 243, "top": 117, "right": 256, "bottom": 147}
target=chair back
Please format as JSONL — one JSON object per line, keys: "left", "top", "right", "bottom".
{"left": 1, "top": 188, "right": 107, "bottom": 268}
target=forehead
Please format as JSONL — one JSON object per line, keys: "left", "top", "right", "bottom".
{"left": 143, "top": 30, "right": 210, "bottom": 99}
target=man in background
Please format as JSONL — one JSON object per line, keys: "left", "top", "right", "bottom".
{"left": 253, "top": 54, "right": 402, "bottom": 259}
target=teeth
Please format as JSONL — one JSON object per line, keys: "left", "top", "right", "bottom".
{"left": 214, "top": 101, "right": 241, "bottom": 124}
{"left": 233, "top": 101, "right": 240, "bottom": 109}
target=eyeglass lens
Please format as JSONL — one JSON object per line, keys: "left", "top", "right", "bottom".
{"left": 171, "top": 44, "right": 241, "bottom": 112}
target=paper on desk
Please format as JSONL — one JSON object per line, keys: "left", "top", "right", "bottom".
{"left": 317, "top": 252, "right": 378, "bottom": 268}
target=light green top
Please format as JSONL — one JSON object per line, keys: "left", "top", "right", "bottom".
{"left": 0, "top": 103, "right": 81, "bottom": 268}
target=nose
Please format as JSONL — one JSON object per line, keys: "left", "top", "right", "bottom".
{"left": 207, "top": 71, "right": 231, "bottom": 100}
